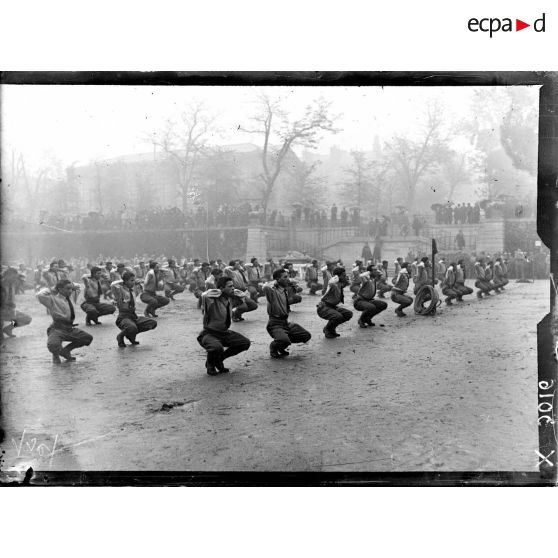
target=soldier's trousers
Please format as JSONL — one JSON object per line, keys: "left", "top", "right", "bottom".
{"left": 197, "top": 328, "right": 251, "bottom": 366}
{"left": 306, "top": 281, "right": 322, "bottom": 295}
{"left": 266, "top": 317, "right": 311, "bottom": 351}
{"left": 140, "top": 292, "right": 170, "bottom": 315}
{"left": 353, "top": 298, "right": 388, "bottom": 323}
{"left": 46, "top": 323, "right": 93, "bottom": 355}
{"left": 455, "top": 283, "right": 473, "bottom": 298}
{"left": 317, "top": 303, "right": 353, "bottom": 332}
{"left": 116, "top": 315, "right": 157, "bottom": 342}
{"left": 391, "top": 292, "right": 413, "bottom": 312}
{"left": 442, "top": 286, "right": 459, "bottom": 300}
{"left": 80, "top": 300, "right": 115, "bottom": 321}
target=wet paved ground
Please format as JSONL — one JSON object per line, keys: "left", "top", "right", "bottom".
{"left": 0, "top": 280, "right": 546, "bottom": 476}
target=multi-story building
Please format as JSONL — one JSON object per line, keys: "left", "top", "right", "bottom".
{"left": 66, "top": 143, "right": 301, "bottom": 217}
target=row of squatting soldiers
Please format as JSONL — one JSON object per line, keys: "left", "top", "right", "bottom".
{"left": 8, "top": 252, "right": 509, "bottom": 371}
{"left": 30, "top": 256, "right": 294, "bottom": 363}
{"left": 34, "top": 259, "right": 186, "bottom": 363}
{"left": 198, "top": 253, "right": 510, "bottom": 375}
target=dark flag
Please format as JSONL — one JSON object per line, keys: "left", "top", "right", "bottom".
{"left": 432, "top": 239, "right": 438, "bottom": 288}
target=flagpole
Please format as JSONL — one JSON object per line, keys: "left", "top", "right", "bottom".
{"left": 432, "top": 238, "right": 437, "bottom": 288}
{"left": 205, "top": 199, "right": 209, "bottom": 262}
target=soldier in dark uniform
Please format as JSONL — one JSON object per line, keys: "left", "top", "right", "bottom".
{"left": 37, "top": 279, "right": 92, "bottom": 364}
{"left": 349, "top": 260, "right": 365, "bottom": 296}
{"left": 317, "top": 267, "right": 353, "bottom": 338}
{"left": 283, "top": 262, "right": 303, "bottom": 305}
{"left": 224, "top": 260, "right": 258, "bottom": 321}
{"left": 245, "top": 257, "right": 264, "bottom": 302}
{"left": 81, "top": 266, "right": 116, "bottom": 325}
{"left": 321, "top": 261, "right": 335, "bottom": 295}
{"left": 164, "top": 259, "right": 186, "bottom": 300}
{"left": 263, "top": 269, "right": 311, "bottom": 358}
{"left": 441, "top": 262, "right": 459, "bottom": 305}
{"left": 454, "top": 259, "right": 474, "bottom": 301}
{"left": 353, "top": 265, "right": 388, "bottom": 328}
{"left": 1, "top": 267, "right": 32, "bottom": 338}
{"left": 376, "top": 260, "right": 392, "bottom": 298}
{"left": 473, "top": 258, "right": 492, "bottom": 298}
{"left": 112, "top": 271, "right": 157, "bottom": 348}
{"left": 391, "top": 262, "right": 413, "bottom": 317}
{"left": 140, "top": 261, "right": 170, "bottom": 317}
{"left": 304, "top": 259, "right": 323, "bottom": 295}
{"left": 197, "top": 276, "right": 251, "bottom": 375}
{"left": 494, "top": 258, "right": 509, "bottom": 290}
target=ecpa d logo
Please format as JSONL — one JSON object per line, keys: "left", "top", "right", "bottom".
{"left": 468, "top": 13, "right": 546, "bottom": 37}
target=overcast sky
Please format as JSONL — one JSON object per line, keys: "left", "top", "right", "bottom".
{"left": 1, "top": 84, "right": 539, "bottom": 171}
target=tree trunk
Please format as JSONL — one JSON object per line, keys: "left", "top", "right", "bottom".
{"left": 261, "top": 194, "right": 269, "bottom": 225}
{"left": 407, "top": 183, "right": 416, "bottom": 212}
{"left": 181, "top": 183, "right": 188, "bottom": 215}
{"left": 261, "top": 179, "right": 275, "bottom": 226}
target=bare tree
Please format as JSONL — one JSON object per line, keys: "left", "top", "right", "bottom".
{"left": 242, "top": 94, "right": 339, "bottom": 222}
{"left": 500, "top": 92, "right": 538, "bottom": 176}
{"left": 5, "top": 150, "right": 66, "bottom": 219}
{"left": 439, "top": 151, "right": 473, "bottom": 201}
{"left": 384, "top": 103, "right": 447, "bottom": 209}
{"left": 341, "top": 151, "right": 377, "bottom": 210}
{"left": 289, "top": 160, "right": 326, "bottom": 209}
{"left": 150, "top": 103, "right": 216, "bottom": 213}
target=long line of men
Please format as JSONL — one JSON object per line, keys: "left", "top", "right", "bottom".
{"left": 1, "top": 253, "right": 510, "bottom": 374}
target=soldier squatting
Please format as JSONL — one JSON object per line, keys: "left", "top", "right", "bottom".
{"left": 1, "top": 253, "right": 510, "bottom": 375}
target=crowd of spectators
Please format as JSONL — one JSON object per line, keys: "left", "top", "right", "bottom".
{"left": 3, "top": 204, "right": 258, "bottom": 232}
{"left": 5, "top": 196, "right": 534, "bottom": 236}
{"left": 433, "top": 203, "right": 481, "bottom": 225}
{"left": 282, "top": 204, "right": 362, "bottom": 228}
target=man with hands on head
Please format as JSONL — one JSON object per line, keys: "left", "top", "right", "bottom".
{"left": 263, "top": 269, "right": 311, "bottom": 359}
{"left": 37, "top": 278, "right": 92, "bottom": 364}
{"left": 198, "top": 276, "right": 251, "bottom": 376}
{"left": 112, "top": 271, "right": 157, "bottom": 348}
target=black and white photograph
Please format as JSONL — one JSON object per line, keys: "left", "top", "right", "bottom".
{"left": 0, "top": 74, "right": 555, "bottom": 484}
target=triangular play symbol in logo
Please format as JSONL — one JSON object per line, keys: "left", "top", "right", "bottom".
{"left": 516, "top": 19, "right": 530, "bottom": 31}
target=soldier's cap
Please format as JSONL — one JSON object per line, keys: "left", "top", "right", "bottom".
{"left": 90, "top": 266, "right": 102, "bottom": 276}
{"left": 117, "top": 262, "right": 125, "bottom": 268}
{"left": 106, "top": 261, "right": 113, "bottom": 266}
{"left": 58, "top": 259, "right": 67, "bottom": 267}
{"left": 355, "top": 260, "right": 362, "bottom": 265}
{"left": 201, "top": 262, "right": 210, "bottom": 268}
{"left": 312, "top": 259, "right": 318, "bottom": 264}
